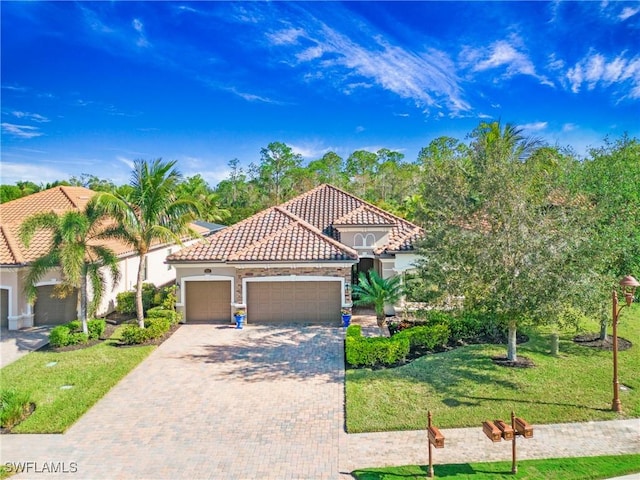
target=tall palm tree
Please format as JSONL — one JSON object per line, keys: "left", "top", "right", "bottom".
{"left": 351, "top": 270, "right": 403, "bottom": 335}
{"left": 20, "top": 203, "right": 120, "bottom": 334}
{"left": 93, "top": 159, "right": 200, "bottom": 327}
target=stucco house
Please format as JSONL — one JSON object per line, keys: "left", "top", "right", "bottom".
{"left": 0, "top": 186, "right": 213, "bottom": 330}
{"left": 167, "top": 184, "right": 424, "bottom": 324}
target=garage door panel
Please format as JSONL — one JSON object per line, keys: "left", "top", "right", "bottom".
{"left": 247, "top": 281, "right": 340, "bottom": 323}
{"left": 1, "top": 289, "right": 8, "bottom": 328}
{"left": 34, "top": 285, "right": 78, "bottom": 326}
{"left": 186, "top": 281, "right": 231, "bottom": 323}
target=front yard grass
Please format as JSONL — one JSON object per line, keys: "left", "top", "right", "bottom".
{"left": 346, "top": 306, "right": 640, "bottom": 432}
{"left": 352, "top": 453, "right": 640, "bottom": 479}
{"left": 0, "top": 325, "right": 155, "bottom": 433}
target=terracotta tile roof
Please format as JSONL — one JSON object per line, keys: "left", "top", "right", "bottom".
{"left": 168, "top": 184, "right": 424, "bottom": 263}
{"left": 0, "top": 186, "right": 210, "bottom": 266}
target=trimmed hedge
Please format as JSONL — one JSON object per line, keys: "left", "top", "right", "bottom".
{"left": 346, "top": 324, "right": 362, "bottom": 338}
{"left": 115, "top": 283, "right": 157, "bottom": 315}
{"left": 393, "top": 324, "right": 450, "bottom": 351}
{"left": 48, "top": 319, "right": 106, "bottom": 347}
{"left": 120, "top": 317, "right": 172, "bottom": 345}
{"left": 346, "top": 336, "right": 410, "bottom": 368}
{"left": 146, "top": 306, "right": 180, "bottom": 325}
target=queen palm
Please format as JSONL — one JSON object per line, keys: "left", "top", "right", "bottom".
{"left": 93, "top": 159, "right": 200, "bottom": 327}
{"left": 20, "top": 203, "right": 120, "bottom": 335}
{"left": 351, "top": 270, "right": 402, "bottom": 335}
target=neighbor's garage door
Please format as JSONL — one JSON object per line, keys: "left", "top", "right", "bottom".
{"left": 1, "top": 289, "right": 8, "bottom": 328}
{"left": 185, "top": 281, "right": 231, "bottom": 322}
{"left": 34, "top": 285, "right": 78, "bottom": 326}
{"left": 247, "top": 281, "right": 341, "bottom": 323}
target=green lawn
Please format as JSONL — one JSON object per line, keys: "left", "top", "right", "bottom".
{"left": 352, "top": 454, "right": 640, "bottom": 480}
{"left": 346, "top": 306, "right": 640, "bottom": 432}
{"left": 0, "top": 325, "right": 156, "bottom": 433}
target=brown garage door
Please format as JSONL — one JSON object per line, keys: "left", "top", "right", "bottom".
{"left": 34, "top": 285, "right": 78, "bottom": 326}
{"left": 247, "top": 281, "right": 341, "bottom": 323}
{"left": 1, "top": 289, "right": 8, "bottom": 328}
{"left": 185, "top": 281, "right": 231, "bottom": 322}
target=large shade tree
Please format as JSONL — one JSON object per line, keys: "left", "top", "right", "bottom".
{"left": 93, "top": 159, "right": 200, "bottom": 327}
{"left": 20, "top": 203, "right": 121, "bottom": 334}
{"left": 415, "top": 122, "right": 589, "bottom": 362}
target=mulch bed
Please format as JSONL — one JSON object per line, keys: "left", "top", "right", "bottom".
{"left": 39, "top": 322, "right": 118, "bottom": 353}
{"left": 491, "top": 355, "right": 536, "bottom": 368}
{"left": 573, "top": 333, "right": 633, "bottom": 351}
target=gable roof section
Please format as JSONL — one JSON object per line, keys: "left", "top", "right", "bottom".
{"left": 168, "top": 206, "right": 358, "bottom": 263}
{"left": 0, "top": 186, "right": 210, "bottom": 266}
{"left": 280, "top": 184, "right": 424, "bottom": 254}
{"left": 168, "top": 184, "right": 424, "bottom": 264}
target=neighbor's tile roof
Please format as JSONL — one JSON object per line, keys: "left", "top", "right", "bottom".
{"left": 0, "top": 186, "right": 209, "bottom": 266}
{"left": 168, "top": 184, "right": 424, "bottom": 263}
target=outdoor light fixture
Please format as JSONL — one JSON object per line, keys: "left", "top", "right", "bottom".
{"left": 611, "top": 275, "right": 639, "bottom": 412}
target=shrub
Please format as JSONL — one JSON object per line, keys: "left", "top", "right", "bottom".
{"left": 120, "top": 317, "right": 172, "bottom": 345}
{"left": 87, "top": 319, "right": 106, "bottom": 340}
{"left": 394, "top": 324, "right": 450, "bottom": 351}
{"left": 146, "top": 306, "right": 179, "bottom": 325}
{"left": 346, "top": 324, "right": 362, "bottom": 338}
{"left": 0, "top": 389, "right": 32, "bottom": 430}
{"left": 116, "top": 283, "right": 157, "bottom": 314}
{"left": 345, "top": 336, "right": 409, "bottom": 368}
{"left": 49, "top": 325, "right": 71, "bottom": 348}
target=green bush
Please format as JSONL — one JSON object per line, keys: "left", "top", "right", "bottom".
{"left": 394, "top": 324, "right": 450, "bottom": 350}
{"left": 49, "top": 325, "right": 71, "bottom": 348}
{"left": 116, "top": 283, "right": 157, "bottom": 314}
{"left": 146, "top": 306, "right": 179, "bottom": 325}
{"left": 345, "top": 336, "right": 409, "bottom": 368}
{"left": 346, "top": 324, "right": 362, "bottom": 338}
{"left": 87, "top": 319, "right": 106, "bottom": 339}
{"left": 0, "top": 389, "right": 32, "bottom": 430}
{"left": 120, "top": 317, "right": 171, "bottom": 345}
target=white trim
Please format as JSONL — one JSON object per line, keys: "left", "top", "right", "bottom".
{"left": 176, "top": 275, "right": 234, "bottom": 308}
{"left": 34, "top": 279, "right": 62, "bottom": 287}
{"left": 242, "top": 275, "right": 347, "bottom": 307}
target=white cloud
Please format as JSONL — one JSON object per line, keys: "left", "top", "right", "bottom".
{"left": 0, "top": 162, "right": 69, "bottom": 184}
{"left": 519, "top": 121, "right": 548, "bottom": 132}
{"left": 116, "top": 156, "right": 135, "bottom": 169}
{"left": 1, "top": 123, "right": 44, "bottom": 139}
{"left": 562, "top": 123, "right": 577, "bottom": 132}
{"left": 461, "top": 36, "right": 551, "bottom": 86}
{"left": 618, "top": 6, "right": 640, "bottom": 21}
{"left": 132, "top": 18, "right": 150, "bottom": 48}
{"left": 267, "top": 20, "right": 470, "bottom": 115}
{"left": 11, "top": 111, "right": 50, "bottom": 123}
{"left": 564, "top": 51, "right": 640, "bottom": 99}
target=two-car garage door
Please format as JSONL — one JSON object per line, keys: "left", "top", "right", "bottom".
{"left": 246, "top": 281, "right": 341, "bottom": 323}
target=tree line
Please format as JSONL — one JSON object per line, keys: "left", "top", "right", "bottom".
{"left": 4, "top": 121, "right": 639, "bottom": 360}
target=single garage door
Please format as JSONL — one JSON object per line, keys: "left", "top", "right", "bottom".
{"left": 34, "top": 285, "right": 78, "bottom": 326}
{"left": 1, "top": 289, "right": 8, "bottom": 328}
{"left": 247, "top": 281, "right": 341, "bottom": 323}
{"left": 185, "top": 281, "right": 231, "bottom": 322}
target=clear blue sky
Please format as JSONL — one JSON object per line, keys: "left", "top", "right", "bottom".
{"left": 2, "top": 1, "right": 639, "bottom": 187}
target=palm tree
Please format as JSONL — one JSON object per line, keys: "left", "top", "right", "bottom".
{"left": 93, "top": 159, "right": 200, "bottom": 327}
{"left": 20, "top": 203, "right": 120, "bottom": 334}
{"left": 351, "top": 270, "right": 403, "bottom": 335}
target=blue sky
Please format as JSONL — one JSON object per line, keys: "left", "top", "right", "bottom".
{"left": 2, "top": 1, "right": 639, "bottom": 187}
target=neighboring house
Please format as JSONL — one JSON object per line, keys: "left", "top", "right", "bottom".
{"left": 167, "top": 184, "right": 424, "bottom": 324}
{"left": 0, "top": 186, "right": 212, "bottom": 330}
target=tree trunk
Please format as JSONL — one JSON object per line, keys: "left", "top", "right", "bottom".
{"left": 376, "top": 313, "right": 387, "bottom": 337}
{"left": 599, "top": 318, "right": 608, "bottom": 342}
{"left": 80, "top": 269, "right": 89, "bottom": 335}
{"left": 136, "top": 254, "right": 146, "bottom": 328}
{"left": 507, "top": 320, "right": 517, "bottom": 362}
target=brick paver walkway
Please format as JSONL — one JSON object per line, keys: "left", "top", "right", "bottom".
{"left": 1, "top": 322, "right": 639, "bottom": 479}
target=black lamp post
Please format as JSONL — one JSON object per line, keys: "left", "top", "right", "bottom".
{"left": 611, "top": 275, "right": 639, "bottom": 412}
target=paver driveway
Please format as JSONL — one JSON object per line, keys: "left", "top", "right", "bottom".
{"left": 1, "top": 323, "right": 345, "bottom": 479}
